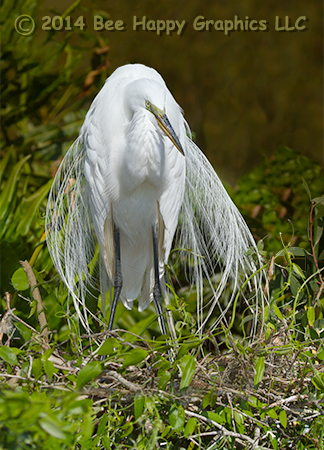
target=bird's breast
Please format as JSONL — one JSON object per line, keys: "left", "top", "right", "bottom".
{"left": 121, "top": 113, "right": 168, "bottom": 192}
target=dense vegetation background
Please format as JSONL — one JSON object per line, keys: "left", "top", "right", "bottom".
{"left": 1, "top": 0, "right": 323, "bottom": 449}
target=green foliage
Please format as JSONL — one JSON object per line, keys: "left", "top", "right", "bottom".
{"left": 0, "top": 389, "right": 94, "bottom": 449}
{"left": 179, "top": 354, "right": 196, "bottom": 390}
{"left": 1, "top": 2, "right": 323, "bottom": 449}
{"left": 0, "top": 0, "right": 109, "bottom": 295}
{"left": 234, "top": 146, "right": 323, "bottom": 254}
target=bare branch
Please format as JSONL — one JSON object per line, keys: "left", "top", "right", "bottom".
{"left": 20, "top": 260, "right": 49, "bottom": 347}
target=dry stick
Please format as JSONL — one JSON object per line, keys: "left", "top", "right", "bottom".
{"left": 265, "top": 394, "right": 307, "bottom": 410}
{"left": 0, "top": 293, "right": 14, "bottom": 344}
{"left": 20, "top": 260, "right": 49, "bottom": 347}
{"left": 1, "top": 292, "right": 40, "bottom": 343}
{"left": 102, "top": 370, "right": 141, "bottom": 392}
{"left": 0, "top": 372, "right": 71, "bottom": 392}
{"left": 184, "top": 409, "right": 255, "bottom": 444}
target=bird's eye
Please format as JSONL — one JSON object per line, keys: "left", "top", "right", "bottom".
{"left": 145, "top": 100, "right": 151, "bottom": 109}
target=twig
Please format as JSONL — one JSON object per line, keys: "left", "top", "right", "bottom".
{"left": 216, "top": 400, "right": 267, "bottom": 427}
{"left": 0, "top": 373, "right": 72, "bottom": 392}
{"left": 27, "top": 355, "right": 33, "bottom": 378}
{"left": 20, "top": 260, "right": 49, "bottom": 346}
{"left": 265, "top": 394, "right": 307, "bottom": 410}
{"left": 227, "top": 393, "right": 236, "bottom": 433}
{"left": 184, "top": 409, "right": 255, "bottom": 444}
{"left": 315, "top": 280, "right": 324, "bottom": 303}
{"left": 190, "top": 431, "right": 220, "bottom": 439}
{"left": 102, "top": 370, "right": 141, "bottom": 392}
{"left": 251, "top": 427, "right": 260, "bottom": 450}
{"left": 1, "top": 293, "right": 40, "bottom": 337}
{"left": 0, "top": 293, "right": 14, "bottom": 344}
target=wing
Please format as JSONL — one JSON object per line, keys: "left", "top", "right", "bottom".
{"left": 177, "top": 137, "right": 267, "bottom": 336}
{"left": 45, "top": 137, "right": 104, "bottom": 333}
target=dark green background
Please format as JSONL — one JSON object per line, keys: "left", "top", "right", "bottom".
{"left": 40, "top": 0, "right": 323, "bottom": 183}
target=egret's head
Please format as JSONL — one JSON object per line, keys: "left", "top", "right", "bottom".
{"left": 125, "top": 79, "right": 185, "bottom": 156}
{"left": 145, "top": 100, "right": 185, "bottom": 156}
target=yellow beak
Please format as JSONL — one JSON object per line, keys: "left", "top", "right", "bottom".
{"left": 149, "top": 105, "right": 185, "bottom": 156}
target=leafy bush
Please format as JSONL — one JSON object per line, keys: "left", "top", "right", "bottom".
{"left": 1, "top": 0, "right": 109, "bottom": 295}
{"left": 233, "top": 145, "right": 323, "bottom": 254}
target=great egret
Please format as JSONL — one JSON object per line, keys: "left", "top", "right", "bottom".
{"left": 46, "top": 64, "right": 265, "bottom": 339}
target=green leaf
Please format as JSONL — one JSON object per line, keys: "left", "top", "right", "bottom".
{"left": 279, "top": 409, "right": 287, "bottom": 428}
{"left": 179, "top": 354, "right": 196, "bottom": 390}
{"left": 11, "top": 267, "right": 30, "bottom": 291}
{"left": 257, "top": 239, "right": 264, "bottom": 251}
{"left": 302, "top": 178, "right": 312, "bottom": 200}
{"left": 158, "top": 371, "right": 171, "bottom": 390}
{"left": 122, "top": 348, "right": 148, "bottom": 368}
{"left": 14, "top": 321, "right": 32, "bottom": 342}
{"left": 265, "top": 322, "right": 275, "bottom": 340}
{"left": 290, "top": 274, "right": 302, "bottom": 297}
{"left": 80, "top": 411, "right": 94, "bottom": 439}
{"left": 307, "top": 306, "right": 315, "bottom": 327}
{"left": 157, "top": 358, "right": 170, "bottom": 377}
{"left": 76, "top": 361, "right": 102, "bottom": 389}
{"left": 204, "top": 410, "right": 225, "bottom": 424}
{"left": 273, "top": 304, "right": 283, "bottom": 321}
{"left": 254, "top": 356, "right": 265, "bottom": 387}
{"left": 0, "top": 346, "right": 18, "bottom": 365}
{"left": 271, "top": 436, "right": 278, "bottom": 450}
{"left": 0, "top": 154, "right": 31, "bottom": 222}
{"left": 266, "top": 408, "right": 278, "bottom": 420}
{"left": 289, "top": 247, "right": 311, "bottom": 257}
{"left": 102, "top": 435, "right": 110, "bottom": 449}
{"left": 273, "top": 344, "right": 293, "bottom": 355}
{"left": 184, "top": 417, "right": 197, "bottom": 438}
{"left": 97, "top": 413, "right": 108, "bottom": 436}
{"left": 0, "top": 146, "right": 12, "bottom": 184}
{"left": 233, "top": 410, "right": 244, "bottom": 426}
{"left": 161, "top": 425, "right": 172, "bottom": 438}
{"left": 38, "top": 414, "right": 66, "bottom": 439}
{"left": 14, "top": 180, "right": 52, "bottom": 237}
{"left": 314, "top": 202, "right": 324, "bottom": 219}
{"left": 202, "top": 390, "right": 212, "bottom": 409}
{"left": 313, "top": 195, "right": 324, "bottom": 207}
{"left": 311, "top": 372, "right": 324, "bottom": 393}
{"left": 32, "top": 358, "right": 43, "bottom": 379}
{"left": 134, "top": 394, "right": 145, "bottom": 420}
{"left": 169, "top": 404, "right": 185, "bottom": 431}
{"left": 120, "top": 421, "right": 133, "bottom": 438}
{"left": 43, "top": 359, "right": 54, "bottom": 382}
{"left": 314, "top": 217, "right": 323, "bottom": 249}
{"left": 97, "top": 338, "right": 120, "bottom": 356}
{"left": 317, "top": 349, "right": 324, "bottom": 361}
{"left": 67, "top": 398, "right": 92, "bottom": 416}
{"left": 248, "top": 396, "right": 258, "bottom": 407}
{"left": 292, "top": 263, "right": 305, "bottom": 279}
{"left": 123, "top": 314, "right": 157, "bottom": 342}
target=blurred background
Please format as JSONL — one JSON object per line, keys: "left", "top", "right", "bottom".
{"left": 41, "top": 0, "right": 323, "bottom": 182}
{"left": 1, "top": 0, "right": 323, "bottom": 299}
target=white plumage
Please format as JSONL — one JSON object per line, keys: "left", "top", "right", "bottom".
{"left": 46, "top": 64, "right": 265, "bottom": 337}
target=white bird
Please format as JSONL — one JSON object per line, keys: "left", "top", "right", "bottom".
{"left": 46, "top": 64, "right": 265, "bottom": 339}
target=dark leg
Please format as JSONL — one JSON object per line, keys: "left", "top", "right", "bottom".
{"left": 152, "top": 223, "right": 167, "bottom": 335}
{"left": 108, "top": 223, "right": 123, "bottom": 331}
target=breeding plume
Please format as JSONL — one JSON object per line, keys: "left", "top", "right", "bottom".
{"left": 46, "top": 64, "right": 264, "bottom": 337}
